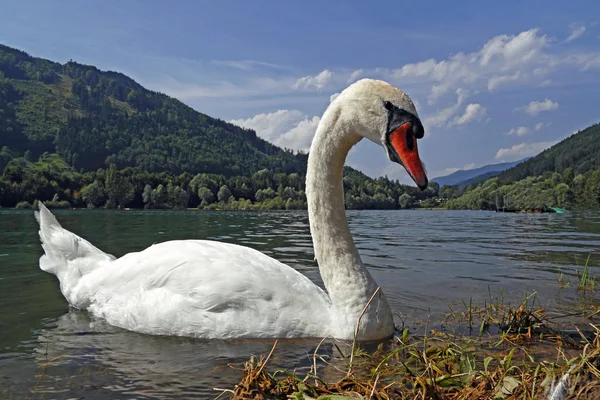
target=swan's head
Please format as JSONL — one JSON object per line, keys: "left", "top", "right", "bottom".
{"left": 334, "top": 79, "right": 428, "bottom": 190}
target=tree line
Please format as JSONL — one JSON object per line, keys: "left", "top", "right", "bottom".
{"left": 443, "top": 167, "right": 600, "bottom": 210}
{"left": 1, "top": 151, "right": 440, "bottom": 210}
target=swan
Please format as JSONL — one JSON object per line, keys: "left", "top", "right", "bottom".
{"left": 35, "top": 78, "right": 428, "bottom": 341}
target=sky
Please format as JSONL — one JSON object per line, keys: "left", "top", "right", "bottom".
{"left": 1, "top": 0, "right": 600, "bottom": 184}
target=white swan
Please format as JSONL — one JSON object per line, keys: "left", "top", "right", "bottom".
{"left": 35, "top": 79, "right": 428, "bottom": 341}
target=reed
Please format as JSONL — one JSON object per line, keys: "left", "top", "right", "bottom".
{"left": 577, "top": 254, "right": 595, "bottom": 292}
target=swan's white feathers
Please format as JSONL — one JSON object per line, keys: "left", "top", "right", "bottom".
{"left": 42, "top": 231, "right": 334, "bottom": 339}
{"left": 34, "top": 79, "right": 422, "bottom": 341}
{"left": 36, "top": 203, "right": 115, "bottom": 278}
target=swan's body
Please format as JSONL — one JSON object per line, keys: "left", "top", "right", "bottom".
{"left": 36, "top": 79, "right": 428, "bottom": 341}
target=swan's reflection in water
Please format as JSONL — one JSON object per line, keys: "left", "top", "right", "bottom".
{"left": 31, "top": 311, "right": 348, "bottom": 399}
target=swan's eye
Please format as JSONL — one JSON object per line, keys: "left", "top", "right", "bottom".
{"left": 383, "top": 101, "right": 393, "bottom": 111}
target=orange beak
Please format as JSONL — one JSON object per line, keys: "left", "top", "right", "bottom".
{"left": 389, "top": 122, "right": 428, "bottom": 190}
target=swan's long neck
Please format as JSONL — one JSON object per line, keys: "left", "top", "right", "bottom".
{"left": 306, "top": 104, "right": 394, "bottom": 338}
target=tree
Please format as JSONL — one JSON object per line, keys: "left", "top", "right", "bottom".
{"left": 197, "top": 187, "right": 215, "bottom": 207}
{"left": 425, "top": 182, "right": 440, "bottom": 197}
{"left": 281, "top": 187, "right": 297, "bottom": 201}
{"left": 142, "top": 184, "right": 153, "bottom": 208}
{"left": 167, "top": 182, "right": 189, "bottom": 209}
{"left": 0, "top": 146, "right": 12, "bottom": 173}
{"left": 81, "top": 180, "right": 106, "bottom": 208}
{"left": 562, "top": 168, "right": 574, "bottom": 185}
{"left": 151, "top": 184, "right": 168, "bottom": 208}
{"left": 554, "top": 183, "right": 574, "bottom": 209}
{"left": 399, "top": 193, "right": 414, "bottom": 209}
{"left": 217, "top": 185, "right": 232, "bottom": 203}
{"left": 104, "top": 164, "right": 134, "bottom": 208}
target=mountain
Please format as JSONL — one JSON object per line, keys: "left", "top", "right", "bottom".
{"left": 0, "top": 44, "right": 306, "bottom": 177}
{"left": 0, "top": 44, "right": 437, "bottom": 210}
{"left": 445, "top": 123, "right": 600, "bottom": 211}
{"left": 432, "top": 159, "right": 528, "bottom": 187}
{"left": 497, "top": 123, "right": 600, "bottom": 182}
{"left": 456, "top": 171, "right": 505, "bottom": 189}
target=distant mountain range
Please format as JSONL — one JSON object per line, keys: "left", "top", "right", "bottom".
{"left": 432, "top": 159, "right": 529, "bottom": 187}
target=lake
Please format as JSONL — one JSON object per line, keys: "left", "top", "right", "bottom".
{"left": 0, "top": 209, "right": 598, "bottom": 398}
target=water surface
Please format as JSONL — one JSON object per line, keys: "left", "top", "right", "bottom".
{"left": 0, "top": 209, "right": 598, "bottom": 398}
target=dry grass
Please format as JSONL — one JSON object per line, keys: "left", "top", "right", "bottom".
{"left": 224, "top": 293, "right": 600, "bottom": 400}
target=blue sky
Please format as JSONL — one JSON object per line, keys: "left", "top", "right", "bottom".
{"left": 2, "top": 1, "right": 600, "bottom": 184}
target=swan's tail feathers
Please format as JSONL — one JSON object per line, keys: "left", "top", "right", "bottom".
{"left": 35, "top": 202, "right": 116, "bottom": 277}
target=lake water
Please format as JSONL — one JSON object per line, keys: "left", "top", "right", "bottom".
{"left": 0, "top": 209, "right": 598, "bottom": 398}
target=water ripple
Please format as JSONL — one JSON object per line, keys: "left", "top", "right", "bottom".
{"left": 0, "top": 209, "right": 598, "bottom": 398}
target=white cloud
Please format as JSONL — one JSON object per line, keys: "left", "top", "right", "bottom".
{"left": 535, "top": 122, "right": 544, "bottom": 130}
{"left": 379, "top": 27, "right": 600, "bottom": 104}
{"left": 507, "top": 126, "right": 530, "bottom": 136}
{"left": 391, "top": 29, "right": 552, "bottom": 102}
{"left": 487, "top": 71, "right": 522, "bottom": 91}
{"left": 463, "top": 163, "right": 476, "bottom": 170}
{"left": 293, "top": 69, "right": 333, "bottom": 90}
{"left": 347, "top": 69, "right": 364, "bottom": 84}
{"left": 517, "top": 98, "right": 559, "bottom": 115}
{"left": 450, "top": 103, "right": 487, "bottom": 126}
{"left": 154, "top": 26, "right": 600, "bottom": 110}
{"left": 329, "top": 92, "right": 341, "bottom": 103}
{"left": 495, "top": 141, "right": 558, "bottom": 161}
{"left": 565, "top": 23, "right": 586, "bottom": 43}
{"left": 423, "top": 89, "right": 467, "bottom": 128}
{"left": 276, "top": 116, "right": 321, "bottom": 151}
{"left": 229, "top": 110, "right": 319, "bottom": 152}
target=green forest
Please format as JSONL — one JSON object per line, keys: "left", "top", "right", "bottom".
{"left": 0, "top": 44, "right": 437, "bottom": 210}
{"left": 444, "top": 167, "right": 600, "bottom": 210}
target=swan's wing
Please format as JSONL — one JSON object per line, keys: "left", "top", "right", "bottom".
{"left": 77, "top": 240, "right": 334, "bottom": 339}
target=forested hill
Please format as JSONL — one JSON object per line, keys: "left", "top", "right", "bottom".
{"left": 443, "top": 122, "right": 600, "bottom": 211}
{"left": 0, "top": 44, "right": 305, "bottom": 176}
{"left": 0, "top": 44, "right": 438, "bottom": 210}
{"left": 497, "top": 123, "right": 600, "bottom": 183}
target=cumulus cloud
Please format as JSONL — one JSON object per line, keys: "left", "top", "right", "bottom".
{"left": 423, "top": 89, "right": 467, "bottom": 128}
{"left": 495, "top": 141, "right": 558, "bottom": 161}
{"left": 565, "top": 23, "right": 586, "bottom": 42}
{"left": 329, "top": 92, "right": 341, "bottom": 103}
{"left": 229, "top": 110, "right": 319, "bottom": 152}
{"left": 391, "top": 29, "right": 552, "bottom": 102}
{"left": 424, "top": 91, "right": 486, "bottom": 129}
{"left": 450, "top": 103, "right": 487, "bottom": 126}
{"left": 293, "top": 69, "right": 333, "bottom": 90}
{"left": 517, "top": 99, "right": 559, "bottom": 115}
{"left": 156, "top": 26, "right": 600, "bottom": 110}
{"left": 377, "top": 27, "right": 600, "bottom": 104}
{"left": 487, "top": 71, "right": 522, "bottom": 91}
{"left": 347, "top": 69, "right": 364, "bottom": 83}
{"left": 535, "top": 122, "right": 544, "bottom": 131}
{"left": 507, "top": 126, "right": 530, "bottom": 136}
